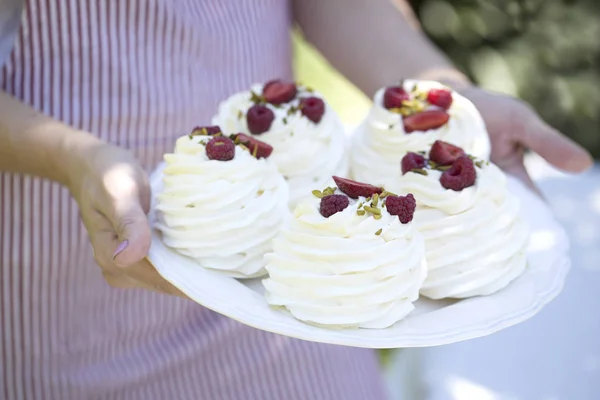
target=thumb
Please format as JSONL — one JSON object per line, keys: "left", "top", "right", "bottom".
{"left": 110, "top": 197, "right": 152, "bottom": 268}
{"left": 98, "top": 162, "right": 152, "bottom": 267}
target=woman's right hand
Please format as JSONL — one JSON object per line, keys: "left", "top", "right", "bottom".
{"left": 67, "top": 141, "right": 185, "bottom": 297}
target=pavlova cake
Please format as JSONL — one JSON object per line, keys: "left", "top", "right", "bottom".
{"left": 212, "top": 79, "right": 349, "bottom": 208}
{"left": 389, "top": 140, "right": 529, "bottom": 299}
{"left": 351, "top": 79, "right": 491, "bottom": 187}
{"left": 262, "top": 176, "right": 427, "bottom": 328}
{"left": 154, "top": 126, "right": 289, "bottom": 278}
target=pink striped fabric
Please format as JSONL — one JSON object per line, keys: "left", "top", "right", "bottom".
{"left": 0, "top": 1, "right": 388, "bottom": 399}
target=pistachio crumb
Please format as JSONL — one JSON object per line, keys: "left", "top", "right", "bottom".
{"left": 372, "top": 193, "right": 379, "bottom": 207}
{"left": 312, "top": 190, "right": 324, "bottom": 198}
{"left": 375, "top": 228, "right": 383, "bottom": 236}
{"left": 364, "top": 206, "right": 381, "bottom": 215}
{"left": 373, "top": 214, "right": 382, "bottom": 220}
{"left": 411, "top": 168, "right": 428, "bottom": 175}
{"left": 357, "top": 210, "right": 366, "bottom": 216}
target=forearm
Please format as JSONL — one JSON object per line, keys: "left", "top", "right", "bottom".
{"left": 0, "top": 90, "right": 102, "bottom": 187}
{"left": 294, "top": 0, "right": 472, "bottom": 96}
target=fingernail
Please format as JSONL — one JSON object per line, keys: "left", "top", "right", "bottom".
{"left": 112, "top": 240, "right": 129, "bottom": 260}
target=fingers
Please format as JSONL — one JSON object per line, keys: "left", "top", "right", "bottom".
{"left": 110, "top": 199, "right": 151, "bottom": 268}
{"left": 520, "top": 115, "right": 594, "bottom": 173}
{"left": 85, "top": 210, "right": 185, "bottom": 298}
{"left": 125, "top": 258, "right": 188, "bottom": 298}
{"left": 101, "top": 165, "right": 152, "bottom": 267}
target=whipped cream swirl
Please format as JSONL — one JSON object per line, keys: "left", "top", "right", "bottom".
{"left": 390, "top": 162, "right": 529, "bottom": 299}
{"left": 212, "top": 84, "right": 349, "bottom": 208}
{"left": 263, "top": 191, "right": 427, "bottom": 328}
{"left": 351, "top": 79, "right": 491, "bottom": 188}
{"left": 154, "top": 134, "right": 289, "bottom": 278}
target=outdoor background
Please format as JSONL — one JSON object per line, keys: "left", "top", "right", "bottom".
{"left": 293, "top": 0, "right": 600, "bottom": 159}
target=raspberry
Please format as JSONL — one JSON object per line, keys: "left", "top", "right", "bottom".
{"left": 401, "top": 152, "right": 427, "bottom": 174}
{"left": 234, "top": 133, "right": 273, "bottom": 159}
{"left": 319, "top": 194, "right": 350, "bottom": 218}
{"left": 383, "top": 86, "right": 410, "bottom": 109}
{"left": 246, "top": 104, "right": 275, "bottom": 135}
{"left": 300, "top": 97, "right": 325, "bottom": 123}
{"left": 385, "top": 194, "right": 416, "bottom": 224}
{"left": 206, "top": 136, "right": 235, "bottom": 161}
{"left": 427, "top": 88, "right": 453, "bottom": 109}
{"left": 191, "top": 125, "right": 221, "bottom": 136}
{"left": 263, "top": 80, "right": 297, "bottom": 105}
{"left": 403, "top": 110, "right": 450, "bottom": 133}
{"left": 429, "top": 140, "right": 465, "bottom": 166}
{"left": 440, "top": 155, "right": 477, "bottom": 191}
{"left": 332, "top": 176, "right": 383, "bottom": 199}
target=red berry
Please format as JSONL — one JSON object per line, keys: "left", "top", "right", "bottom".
{"left": 332, "top": 176, "right": 383, "bottom": 199}
{"left": 383, "top": 86, "right": 410, "bottom": 109}
{"left": 440, "top": 155, "right": 477, "bottom": 191}
{"left": 385, "top": 194, "right": 416, "bottom": 224}
{"left": 191, "top": 125, "right": 222, "bottom": 136}
{"left": 300, "top": 97, "right": 325, "bottom": 123}
{"left": 401, "top": 152, "right": 427, "bottom": 175}
{"left": 233, "top": 133, "right": 273, "bottom": 159}
{"left": 429, "top": 140, "right": 465, "bottom": 166}
{"left": 319, "top": 194, "right": 350, "bottom": 218}
{"left": 206, "top": 136, "right": 235, "bottom": 161}
{"left": 247, "top": 105, "right": 275, "bottom": 135}
{"left": 403, "top": 110, "right": 450, "bottom": 133}
{"left": 427, "top": 88, "right": 453, "bottom": 109}
{"left": 263, "top": 80, "right": 297, "bottom": 105}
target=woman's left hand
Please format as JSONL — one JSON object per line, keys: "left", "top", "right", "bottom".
{"left": 458, "top": 86, "right": 594, "bottom": 191}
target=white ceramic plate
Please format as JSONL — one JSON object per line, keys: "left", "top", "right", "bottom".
{"left": 148, "top": 166, "right": 570, "bottom": 348}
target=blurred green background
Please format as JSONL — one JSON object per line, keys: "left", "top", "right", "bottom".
{"left": 293, "top": 0, "right": 600, "bottom": 159}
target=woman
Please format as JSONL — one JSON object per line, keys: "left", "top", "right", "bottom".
{"left": 0, "top": 0, "right": 592, "bottom": 399}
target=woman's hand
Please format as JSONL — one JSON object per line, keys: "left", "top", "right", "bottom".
{"left": 458, "top": 86, "right": 594, "bottom": 191}
{"left": 68, "top": 141, "right": 185, "bottom": 297}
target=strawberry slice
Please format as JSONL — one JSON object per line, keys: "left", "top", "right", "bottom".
{"left": 429, "top": 140, "right": 465, "bottom": 166}
{"left": 263, "top": 80, "right": 297, "bottom": 105}
{"left": 191, "top": 126, "right": 221, "bottom": 136}
{"left": 403, "top": 110, "right": 450, "bottom": 133}
{"left": 427, "top": 88, "right": 453, "bottom": 109}
{"left": 332, "top": 176, "right": 383, "bottom": 199}
{"left": 234, "top": 133, "right": 273, "bottom": 159}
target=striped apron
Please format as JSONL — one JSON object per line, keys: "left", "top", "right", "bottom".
{"left": 0, "top": 1, "right": 388, "bottom": 399}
